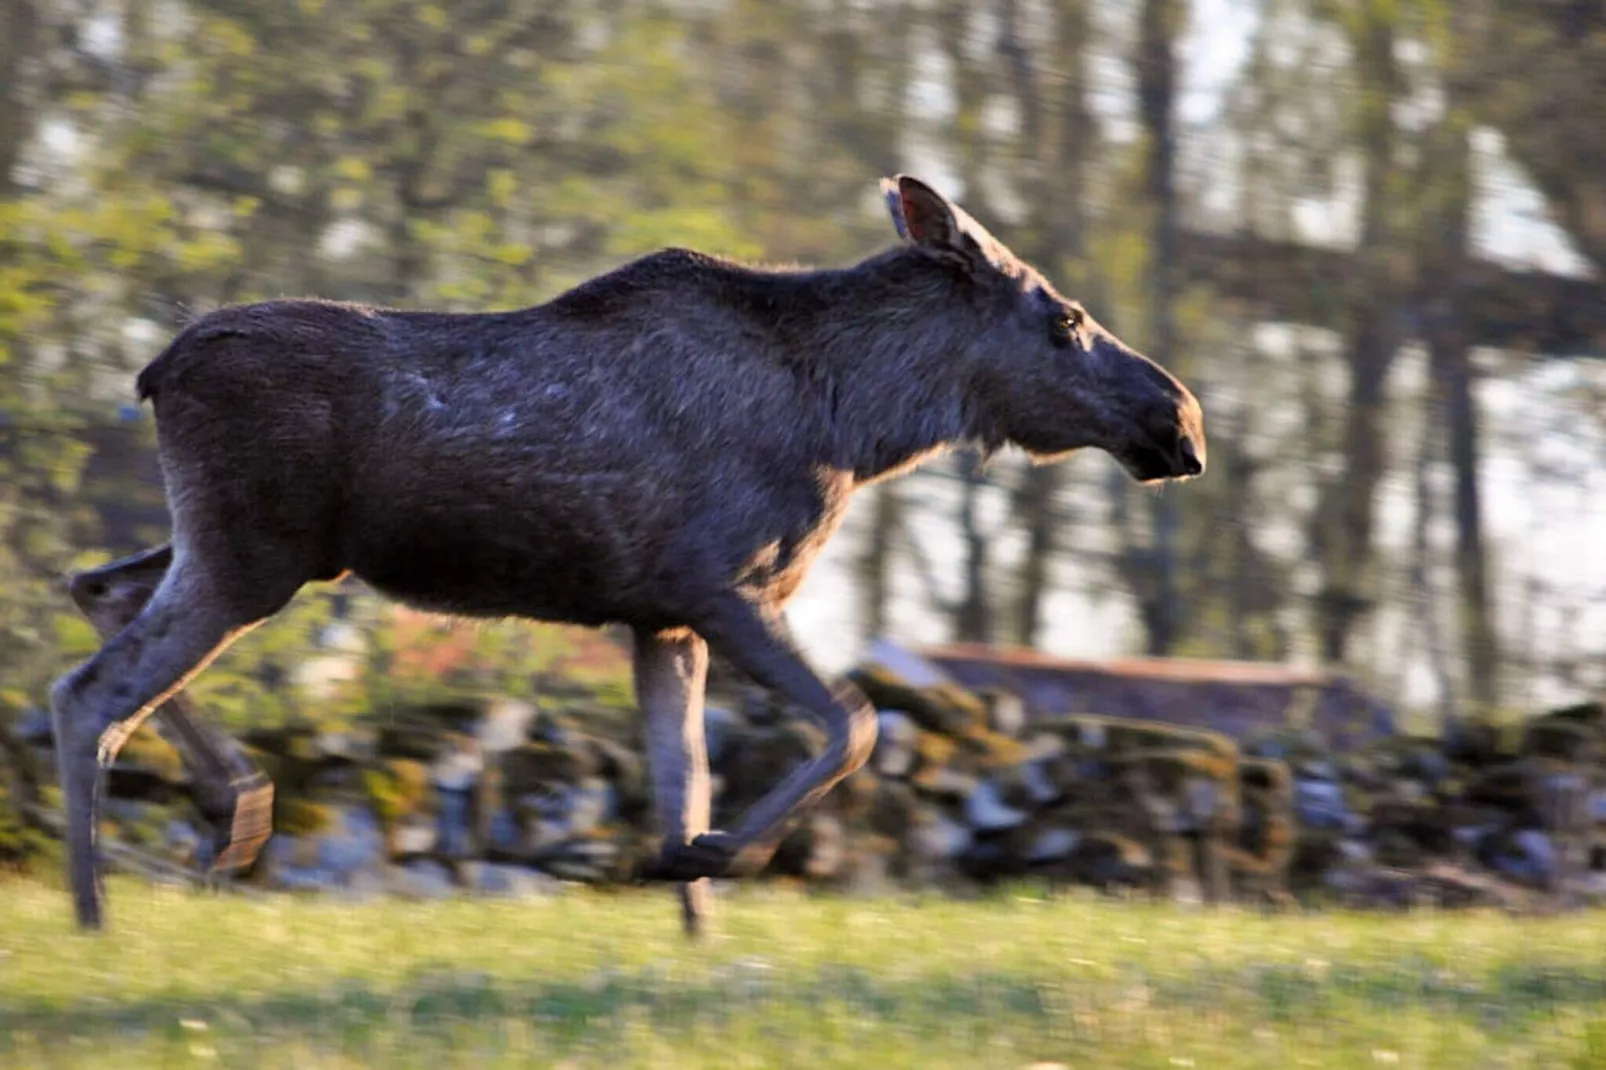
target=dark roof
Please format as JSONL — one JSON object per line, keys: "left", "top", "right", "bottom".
{"left": 920, "top": 643, "right": 1397, "bottom": 750}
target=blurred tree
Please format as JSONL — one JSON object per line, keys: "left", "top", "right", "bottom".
{"left": 1133, "top": 0, "right": 1184, "bottom": 655}
{"left": 1418, "top": 0, "right": 1500, "bottom": 716}
{"left": 1308, "top": 0, "right": 1406, "bottom": 667}
{"left": 1479, "top": 0, "right": 1606, "bottom": 272}
{"left": 998, "top": 0, "right": 1101, "bottom": 650}
{"left": 1, "top": 0, "right": 1603, "bottom": 741}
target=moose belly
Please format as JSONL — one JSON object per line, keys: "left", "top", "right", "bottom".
{"left": 344, "top": 496, "right": 648, "bottom": 626}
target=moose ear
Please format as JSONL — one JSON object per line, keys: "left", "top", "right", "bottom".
{"left": 881, "top": 174, "right": 963, "bottom": 249}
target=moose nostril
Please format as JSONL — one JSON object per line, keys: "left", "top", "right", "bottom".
{"left": 1178, "top": 436, "right": 1203, "bottom": 476}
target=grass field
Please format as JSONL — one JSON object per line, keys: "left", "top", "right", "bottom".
{"left": 3, "top": 877, "right": 1606, "bottom": 1069}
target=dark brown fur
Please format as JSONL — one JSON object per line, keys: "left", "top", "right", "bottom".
{"left": 50, "top": 176, "right": 1206, "bottom": 933}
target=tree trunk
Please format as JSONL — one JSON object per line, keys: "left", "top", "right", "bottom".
{"left": 938, "top": 3, "right": 998, "bottom": 645}
{"left": 1477, "top": 0, "right": 1606, "bottom": 272}
{"left": 1408, "top": 377, "right": 1458, "bottom": 728}
{"left": 1136, "top": 0, "right": 1184, "bottom": 656}
{"left": 1000, "top": 0, "right": 1095, "bottom": 647}
{"left": 1013, "top": 466, "right": 1057, "bottom": 646}
{"left": 1422, "top": 8, "right": 1501, "bottom": 715}
{"left": 954, "top": 451, "right": 995, "bottom": 644}
{"left": 0, "top": 0, "right": 40, "bottom": 195}
{"left": 1315, "top": 10, "right": 1402, "bottom": 666}
{"left": 856, "top": 484, "right": 902, "bottom": 642}
{"left": 1438, "top": 340, "right": 1499, "bottom": 711}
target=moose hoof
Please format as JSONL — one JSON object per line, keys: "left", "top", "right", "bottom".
{"left": 639, "top": 832, "right": 741, "bottom": 883}
{"left": 202, "top": 774, "right": 276, "bottom": 874}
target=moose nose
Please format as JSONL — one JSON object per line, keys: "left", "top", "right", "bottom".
{"left": 1178, "top": 435, "right": 1204, "bottom": 477}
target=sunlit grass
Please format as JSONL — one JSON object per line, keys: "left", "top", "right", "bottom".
{"left": 3, "top": 876, "right": 1606, "bottom": 1068}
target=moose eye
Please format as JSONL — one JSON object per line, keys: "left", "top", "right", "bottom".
{"left": 1051, "top": 307, "right": 1085, "bottom": 347}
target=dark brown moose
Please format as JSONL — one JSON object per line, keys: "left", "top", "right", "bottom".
{"left": 50, "top": 175, "right": 1206, "bottom": 934}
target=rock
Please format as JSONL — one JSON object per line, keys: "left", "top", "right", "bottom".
{"left": 1294, "top": 779, "right": 1355, "bottom": 831}
{"left": 1059, "top": 834, "right": 1154, "bottom": 891}
{"left": 435, "top": 784, "right": 476, "bottom": 857}
{"left": 164, "top": 819, "right": 204, "bottom": 866}
{"left": 1326, "top": 861, "right": 1527, "bottom": 912}
{"left": 1024, "top": 826, "right": 1080, "bottom": 864}
{"left": 502, "top": 741, "right": 598, "bottom": 794}
{"left": 958, "top": 837, "right": 1026, "bottom": 882}
{"left": 872, "top": 711, "right": 919, "bottom": 778}
{"left": 909, "top": 810, "right": 972, "bottom": 862}
{"left": 518, "top": 778, "right": 617, "bottom": 852}
{"left": 867, "top": 780, "right": 920, "bottom": 841}
{"left": 1001, "top": 736, "right": 1066, "bottom": 806}
{"left": 1020, "top": 760, "right": 1060, "bottom": 805}
{"left": 801, "top": 814, "right": 848, "bottom": 880}
{"left": 1243, "top": 727, "right": 1330, "bottom": 765}
{"left": 264, "top": 803, "right": 386, "bottom": 891}
{"left": 462, "top": 861, "right": 561, "bottom": 898}
{"left": 1522, "top": 717, "right": 1602, "bottom": 765}
{"left": 331, "top": 867, "right": 389, "bottom": 903}
{"left": 838, "top": 834, "right": 899, "bottom": 897}
{"left": 977, "top": 687, "right": 1027, "bottom": 738}
{"left": 844, "top": 664, "right": 988, "bottom": 738}
{"left": 483, "top": 806, "right": 522, "bottom": 856}
{"left": 390, "top": 816, "right": 438, "bottom": 858}
{"left": 589, "top": 737, "right": 649, "bottom": 818}
{"left": 431, "top": 738, "right": 484, "bottom": 793}
{"left": 703, "top": 704, "right": 743, "bottom": 767}
{"left": 908, "top": 730, "right": 958, "bottom": 782}
{"left": 1298, "top": 759, "right": 1341, "bottom": 783}
{"left": 567, "top": 778, "right": 617, "bottom": 835}
{"left": 911, "top": 765, "right": 979, "bottom": 802}
{"left": 1451, "top": 821, "right": 1501, "bottom": 849}
{"left": 964, "top": 779, "right": 1029, "bottom": 832}
{"left": 479, "top": 698, "right": 539, "bottom": 754}
{"left": 1528, "top": 765, "right": 1593, "bottom": 834}
{"left": 1478, "top": 827, "right": 1560, "bottom": 889}
{"left": 314, "top": 730, "right": 377, "bottom": 765}
{"left": 387, "top": 859, "right": 458, "bottom": 899}
{"left": 714, "top": 720, "right": 825, "bottom": 824}
{"left": 540, "top": 838, "right": 621, "bottom": 882}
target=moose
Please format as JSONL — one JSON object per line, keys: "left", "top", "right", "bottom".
{"left": 49, "top": 175, "right": 1206, "bottom": 935}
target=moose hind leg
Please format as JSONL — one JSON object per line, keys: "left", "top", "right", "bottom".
{"left": 642, "top": 595, "right": 877, "bottom": 883}
{"left": 67, "top": 544, "right": 276, "bottom": 874}
{"left": 49, "top": 557, "right": 291, "bottom": 929}
{"left": 632, "top": 627, "right": 716, "bottom": 939}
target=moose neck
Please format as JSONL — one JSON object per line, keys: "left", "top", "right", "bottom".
{"left": 746, "top": 248, "right": 998, "bottom": 485}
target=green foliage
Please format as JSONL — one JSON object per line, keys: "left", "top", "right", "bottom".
{"left": 3, "top": 0, "right": 1596, "bottom": 746}
{"left": 364, "top": 758, "right": 433, "bottom": 826}
{"left": 181, "top": 590, "right": 345, "bottom": 733}
{"left": 0, "top": 775, "right": 50, "bottom": 870}
{"left": 116, "top": 728, "right": 187, "bottom": 786}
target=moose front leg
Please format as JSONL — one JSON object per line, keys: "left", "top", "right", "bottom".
{"left": 640, "top": 595, "right": 877, "bottom": 883}
{"left": 66, "top": 544, "right": 275, "bottom": 873}
{"left": 632, "top": 626, "right": 715, "bottom": 938}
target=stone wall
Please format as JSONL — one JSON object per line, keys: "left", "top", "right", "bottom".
{"left": 6, "top": 643, "right": 1604, "bottom": 911}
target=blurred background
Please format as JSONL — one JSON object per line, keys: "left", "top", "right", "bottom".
{"left": 1, "top": 0, "right": 1603, "bottom": 756}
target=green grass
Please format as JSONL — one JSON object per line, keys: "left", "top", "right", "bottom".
{"left": 4, "top": 877, "right": 1606, "bottom": 1069}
